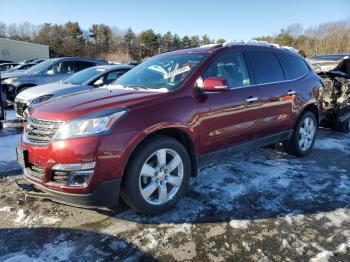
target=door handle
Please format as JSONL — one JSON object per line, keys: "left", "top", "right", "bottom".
{"left": 287, "top": 90, "right": 296, "bottom": 95}
{"left": 246, "top": 96, "right": 259, "bottom": 102}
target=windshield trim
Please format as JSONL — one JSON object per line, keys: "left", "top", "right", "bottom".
{"left": 26, "top": 59, "right": 56, "bottom": 75}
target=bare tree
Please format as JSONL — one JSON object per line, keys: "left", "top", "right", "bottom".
{"left": 0, "top": 22, "right": 6, "bottom": 38}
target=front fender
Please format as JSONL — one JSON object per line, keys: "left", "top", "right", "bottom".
{"left": 118, "top": 122, "right": 198, "bottom": 177}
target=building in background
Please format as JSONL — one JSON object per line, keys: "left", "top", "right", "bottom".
{"left": 0, "top": 38, "right": 49, "bottom": 62}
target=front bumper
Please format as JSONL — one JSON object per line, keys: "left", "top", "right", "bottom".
{"left": 18, "top": 174, "right": 121, "bottom": 208}
{"left": 17, "top": 130, "right": 139, "bottom": 207}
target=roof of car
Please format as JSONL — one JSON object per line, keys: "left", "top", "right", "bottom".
{"left": 47, "top": 57, "right": 107, "bottom": 64}
{"left": 163, "top": 41, "right": 301, "bottom": 58}
{"left": 0, "top": 62, "right": 19, "bottom": 66}
{"left": 93, "top": 64, "right": 134, "bottom": 70}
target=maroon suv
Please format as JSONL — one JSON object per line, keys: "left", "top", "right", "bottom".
{"left": 17, "top": 43, "right": 324, "bottom": 214}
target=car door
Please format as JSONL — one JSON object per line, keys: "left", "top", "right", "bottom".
{"left": 197, "top": 51, "right": 262, "bottom": 154}
{"left": 246, "top": 51, "right": 295, "bottom": 135}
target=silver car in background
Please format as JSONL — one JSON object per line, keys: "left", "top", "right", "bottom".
{"left": 14, "top": 64, "right": 133, "bottom": 118}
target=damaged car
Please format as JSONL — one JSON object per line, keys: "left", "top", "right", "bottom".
{"left": 307, "top": 55, "right": 350, "bottom": 132}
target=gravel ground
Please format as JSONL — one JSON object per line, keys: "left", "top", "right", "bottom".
{"left": 0, "top": 110, "right": 349, "bottom": 261}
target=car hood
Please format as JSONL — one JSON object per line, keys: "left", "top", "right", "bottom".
{"left": 16, "top": 82, "right": 80, "bottom": 101}
{"left": 1, "top": 70, "right": 29, "bottom": 80}
{"left": 31, "top": 87, "right": 169, "bottom": 121}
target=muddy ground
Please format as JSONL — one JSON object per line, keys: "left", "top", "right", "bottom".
{"left": 0, "top": 124, "right": 349, "bottom": 261}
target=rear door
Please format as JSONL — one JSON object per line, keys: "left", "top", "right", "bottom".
{"left": 197, "top": 51, "right": 262, "bottom": 154}
{"left": 246, "top": 51, "right": 294, "bottom": 135}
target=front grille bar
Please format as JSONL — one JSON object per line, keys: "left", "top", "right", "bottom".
{"left": 25, "top": 118, "right": 63, "bottom": 145}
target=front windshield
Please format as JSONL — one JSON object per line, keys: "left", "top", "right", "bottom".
{"left": 62, "top": 67, "right": 106, "bottom": 85}
{"left": 114, "top": 53, "right": 208, "bottom": 91}
{"left": 26, "top": 60, "right": 52, "bottom": 74}
{"left": 7, "top": 65, "right": 22, "bottom": 72}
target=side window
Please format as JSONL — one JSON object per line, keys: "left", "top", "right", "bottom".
{"left": 104, "top": 71, "right": 118, "bottom": 85}
{"left": 50, "top": 61, "right": 77, "bottom": 73}
{"left": 76, "top": 61, "right": 94, "bottom": 71}
{"left": 116, "top": 69, "right": 129, "bottom": 78}
{"left": 247, "top": 51, "right": 285, "bottom": 84}
{"left": 277, "top": 53, "right": 310, "bottom": 80}
{"left": 203, "top": 52, "right": 251, "bottom": 89}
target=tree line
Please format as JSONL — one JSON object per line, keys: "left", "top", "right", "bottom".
{"left": 0, "top": 21, "right": 217, "bottom": 61}
{"left": 254, "top": 20, "right": 350, "bottom": 57}
{"left": 0, "top": 19, "right": 349, "bottom": 61}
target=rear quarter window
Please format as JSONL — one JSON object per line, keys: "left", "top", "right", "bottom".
{"left": 277, "top": 53, "right": 310, "bottom": 80}
{"left": 247, "top": 51, "right": 285, "bottom": 84}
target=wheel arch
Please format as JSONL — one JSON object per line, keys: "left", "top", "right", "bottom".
{"left": 298, "top": 103, "right": 320, "bottom": 124}
{"left": 123, "top": 126, "right": 199, "bottom": 179}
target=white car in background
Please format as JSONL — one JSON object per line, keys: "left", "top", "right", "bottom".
{"left": 14, "top": 64, "right": 133, "bottom": 118}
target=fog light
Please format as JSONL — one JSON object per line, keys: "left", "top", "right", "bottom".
{"left": 67, "top": 171, "right": 94, "bottom": 187}
{"left": 51, "top": 162, "right": 96, "bottom": 187}
{"left": 52, "top": 162, "right": 96, "bottom": 171}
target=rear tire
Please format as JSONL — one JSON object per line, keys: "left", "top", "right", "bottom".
{"left": 284, "top": 111, "right": 317, "bottom": 156}
{"left": 121, "top": 135, "right": 191, "bottom": 215}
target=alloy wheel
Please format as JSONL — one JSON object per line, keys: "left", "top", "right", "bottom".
{"left": 139, "top": 148, "right": 184, "bottom": 205}
{"left": 298, "top": 117, "right": 316, "bottom": 151}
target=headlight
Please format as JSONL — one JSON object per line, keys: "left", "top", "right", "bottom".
{"left": 30, "top": 94, "right": 53, "bottom": 105}
{"left": 2, "top": 77, "right": 18, "bottom": 84}
{"left": 54, "top": 109, "right": 127, "bottom": 140}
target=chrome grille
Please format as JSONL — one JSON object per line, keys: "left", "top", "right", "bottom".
{"left": 26, "top": 118, "right": 62, "bottom": 145}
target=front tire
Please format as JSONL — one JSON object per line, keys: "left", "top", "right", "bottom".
{"left": 284, "top": 111, "right": 317, "bottom": 156}
{"left": 121, "top": 136, "right": 191, "bottom": 215}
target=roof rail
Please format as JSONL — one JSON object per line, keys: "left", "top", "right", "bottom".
{"left": 199, "top": 43, "right": 222, "bottom": 48}
{"left": 222, "top": 40, "right": 299, "bottom": 54}
{"left": 222, "top": 41, "right": 245, "bottom": 47}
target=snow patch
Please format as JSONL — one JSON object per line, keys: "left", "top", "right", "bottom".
{"left": 14, "top": 209, "right": 27, "bottom": 223}
{"left": 0, "top": 133, "right": 22, "bottom": 172}
{"left": 310, "top": 250, "right": 334, "bottom": 262}
{"left": 0, "top": 206, "right": 12, "bottom": 212}
{"left": 2, "top": 240, "right": 75, "bottom": 261}
{"left": 229, "top": 220, "right": 250, "bottom": 229}
{"left": 314, "top": 138, "right": 349, "bottom": 153}
{"left": 42, "top": 216, "right": 61, "bottom": 225}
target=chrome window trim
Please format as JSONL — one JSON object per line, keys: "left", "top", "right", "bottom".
{"left": 202, "top": 71, "right": 310, "bottom": 93}
{"left": 255, "top": 71, "right": 311, "bottom": 87}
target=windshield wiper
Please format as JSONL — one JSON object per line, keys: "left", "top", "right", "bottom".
{"left": 126, "top": 86, "right": 150, "bottom": 90}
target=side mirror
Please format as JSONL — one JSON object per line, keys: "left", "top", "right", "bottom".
{"left": 93, "top": 78, "right": 104, "bottom": 87}
{"left": 199, "top": 77, "right": 229, "bottom": 92}
{"left": 47, "top": 70, "right": 55, "bottom": 75}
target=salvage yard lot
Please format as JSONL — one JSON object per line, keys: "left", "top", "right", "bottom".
{"left": 0, "top": 110, "right": 349, "bottom": 261}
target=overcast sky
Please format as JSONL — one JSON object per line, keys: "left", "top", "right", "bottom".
{"left": 2, "top": 0, "right": 350, "bottom": 40}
